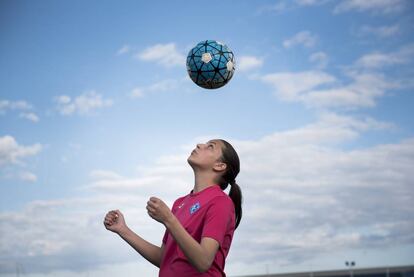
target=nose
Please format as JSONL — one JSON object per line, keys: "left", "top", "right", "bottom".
{"left": 196, "top": 143, "right": 202, "bottom": 149}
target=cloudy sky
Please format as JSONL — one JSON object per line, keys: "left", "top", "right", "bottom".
{"left": 1, "top": 0, "right": 414, "bottom": 276}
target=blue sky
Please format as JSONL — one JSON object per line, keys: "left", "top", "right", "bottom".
{"left": 1, "top": 0, "right": 413, "bottom": 276}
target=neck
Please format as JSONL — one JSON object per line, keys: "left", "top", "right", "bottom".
{"left": 193, "top": 171, "right": 217, "bottom": 193}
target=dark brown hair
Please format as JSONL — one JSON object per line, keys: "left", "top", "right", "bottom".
{"left": 218, "top": 139, "right": 243, "bottom": 229}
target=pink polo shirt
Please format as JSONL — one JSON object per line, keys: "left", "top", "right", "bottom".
{"left": 159, "top": 185, "right": 235, "bottom": 277}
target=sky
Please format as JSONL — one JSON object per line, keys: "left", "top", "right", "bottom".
{"left": 0, "top": 0, "right": 414, "bottom": 276}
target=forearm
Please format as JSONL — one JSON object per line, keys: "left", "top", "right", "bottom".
{"left": 117, "top": 226, "right": 162, "bottom": 267}
{"left": 164, "top": 216, "right": 212, "bottom": 272}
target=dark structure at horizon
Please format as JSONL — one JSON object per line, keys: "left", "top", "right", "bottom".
{"left": 234, "top": 265, "right": 414, "bottom": 277}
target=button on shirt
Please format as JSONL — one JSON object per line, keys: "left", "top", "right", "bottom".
{"left": 159, "top": 185, "right": 235, "bottom": 277}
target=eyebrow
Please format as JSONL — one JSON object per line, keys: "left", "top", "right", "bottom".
{"left": 208, "top": 141, "right": 217, "bottom": 145}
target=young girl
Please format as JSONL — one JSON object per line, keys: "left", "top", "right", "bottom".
{"left": 104, "top": 139, "right": 242, "bottom": 276}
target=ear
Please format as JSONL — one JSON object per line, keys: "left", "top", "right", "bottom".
{"left": 213, "top": 162, "right": 227, "bottom": 173}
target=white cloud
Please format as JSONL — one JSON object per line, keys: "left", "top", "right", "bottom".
{"left": 90, "top": 169, "right": 124, "bottom": 180}
{"left": 256, "top": 2, "right": 288, "bottom": 15}
{"left": 0, "top": 116, "right": 412, "bottom": 275}
{"left": 260, "top": 70, "right": 336, "bottom": 101}
{"left": 130, "top": 87, "right": 144, "bottom": 98}
{"left": 237, "top": 113, "right": 393, "bottom": 150}
{"left": 0, "top": 135, "right": 42, "bottom": 167}
{"left": 231, "top": 121, "right": 413, "bottom": 265}
{"left": 334, "top": 0, "right": 406, "bottom": 14}
{"left": 55, "top": 95, "right": 71, "bottom": 104}
{"left": 295, "top": 0, "right": 328, "bottom": 5}
{"left": 359, "top": 24, "right": 400, "bottom": 38}
{"left": 304, "top": 72, "right": 396, "bottom": 108}
{"left": 135, "top": 43, "right": 185, "bottom": 67}
{"left": 147, "top": 79, "right": 181, "bottom": 92}
{"left": 309, "top": 51, "right": 329, "bottom": 69}
{"left": 0, "top": 194, "right": 163, "bottom": 275}
{"left": 298, "top": 72, "right": 390, "bottom": 108}
{"left": 283, "top": 31, "right": 317, "bottom": 48}
{"left": 261, "top": 43, "right": 408, "bottom": 109}
{"left": 256, "top": 0, "right": 328, "bottom": 14}
{"left": 0, "top": 99, "right": 39, "bottom": 122}
{"left": 116, "top": 44, "right": 131, "bottom": 56}
{"left": 86, "top": 159, "right": 191, "bottom": 196}
{"left": 238, "top": 56, "right": 264, "bottom": 72}
{"left": 0, "top": 100, "right": 31, "bottom": 113}
{"left": 19, "top": 112, "right": 39, "bottom": 123}
{"left": 356, "top": 52, "right": 402, "bottom": 68}
{"left": 129, "top": 77, "right": 191, "bottom": 99}
{"left": 19, "top": 171, "right": 38, "bottom": 182}
{"left": 355, "top": 43, "right": 414, "bottom": 69}
{"left": 54, "top": 91, "right": 113, "bottom": 116}
{"left": 86, "top": 174, "right": 167, "bottom": 191}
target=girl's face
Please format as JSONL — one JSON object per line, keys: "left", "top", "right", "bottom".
{"left": 187, "top": 140, "right": 226, "bottom": 172}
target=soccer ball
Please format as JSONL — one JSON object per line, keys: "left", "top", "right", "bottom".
{"left": 186, "top": 40, "right": 235, "bottom": 89}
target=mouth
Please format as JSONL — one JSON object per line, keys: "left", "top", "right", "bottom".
{"left": 191, "top": 149, "right": 197, "bottom": 155}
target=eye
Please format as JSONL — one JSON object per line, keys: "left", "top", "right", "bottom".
{"left": 208, "top": 144, "right": 213, "bottom": 149}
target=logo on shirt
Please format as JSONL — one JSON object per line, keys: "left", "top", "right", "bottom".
{"left": 190, "top": 202, "right": 200, "bottom": 215}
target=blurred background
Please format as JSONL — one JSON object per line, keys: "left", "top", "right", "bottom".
{"left": 1, "top": 0, "right": 413, "bottom": 276}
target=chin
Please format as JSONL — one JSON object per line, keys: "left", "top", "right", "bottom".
{"left": 187, "top": 156, "right": 198, "bottom": 168}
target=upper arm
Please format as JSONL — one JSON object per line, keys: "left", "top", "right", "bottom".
{"left": 158, "top": 243, "right": 165, "bottom": 267}
{"left": 200, "top": 237, "right": 219, "bottom": 267}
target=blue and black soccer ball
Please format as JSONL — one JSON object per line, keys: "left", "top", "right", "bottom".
{"left": 186, "top": 40, "right": 235, "bottom": 89}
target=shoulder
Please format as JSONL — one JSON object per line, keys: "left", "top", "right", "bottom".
{"left": 206, "top": 186, "right": 234, "bottom": 206}
{"left": 171, "top": 195, "right": 187, "bottom": 210}
{"left": 174, "top": 195, "right": 187, "bottom": 204}
{"left": 202, "top": 193, "right": 235, "bottom": 233}
{"left": 207, "top": 193, "right": 234, "bottom": 213}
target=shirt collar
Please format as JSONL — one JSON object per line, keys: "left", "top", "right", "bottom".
{"left": 189, "top": 184, "right": 220, "bottom": 197}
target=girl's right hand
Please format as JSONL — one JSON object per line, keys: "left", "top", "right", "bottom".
{"left": 104, "top": 210, "right": 127, "bottom": 234}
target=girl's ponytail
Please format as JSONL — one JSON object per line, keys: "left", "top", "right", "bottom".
{"left": 218, "top": 140, "right": 243, "bottom": 229}
{"left": 229, "top": 181, "right": 243, "bottom": 229}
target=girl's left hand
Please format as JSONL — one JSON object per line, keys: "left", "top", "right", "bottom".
{"left": 146, "top": 197, "right": 173, "bottom": 225}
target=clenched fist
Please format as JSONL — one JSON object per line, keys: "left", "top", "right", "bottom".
{"left": 146, "top": 197, "right": 173, "bottom": 225}
{"left": 103, "top": 210, "right": 127, "bottom": 234}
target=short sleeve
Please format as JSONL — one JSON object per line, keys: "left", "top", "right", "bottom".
{"left": 201, "top": 196, "right": 235, "bottom": 246}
